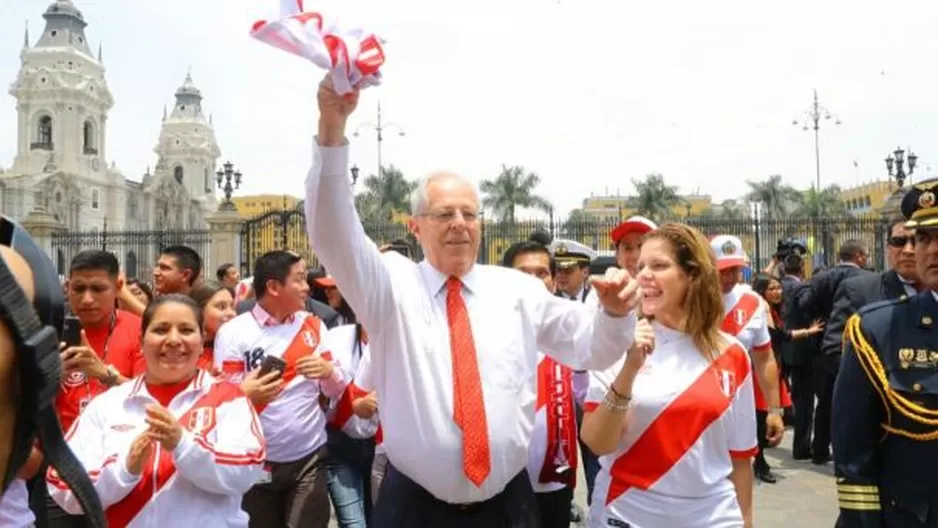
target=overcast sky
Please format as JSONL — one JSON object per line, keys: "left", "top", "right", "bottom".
{"left": 2, "top": 0, "right": 938, "bottom": 218}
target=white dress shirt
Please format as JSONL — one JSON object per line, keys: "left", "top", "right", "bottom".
{"left": 304, "top": 141, "right": 635, "bottom": 504}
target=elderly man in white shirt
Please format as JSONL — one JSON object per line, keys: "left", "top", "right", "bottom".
{"left": 305, "top": 77, "right": 638, "bottom": 528}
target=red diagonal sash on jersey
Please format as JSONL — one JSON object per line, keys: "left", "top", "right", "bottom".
{"left": 536, "top": 357, "right": 578, "bottom": 487}
{"left": 329, "top": 382, "right": 369, "bottom": 430}
{"left": 106, "top": 383, "right": 246, "bottom": 527}
{"left": 720, "top": 293, "right": 761, "bottom": 336}
{"left": 604, "top": 344, "right": 749, "bottom": 506}
{"left": 279, "top": 315, "right": 326, "bottom": 385}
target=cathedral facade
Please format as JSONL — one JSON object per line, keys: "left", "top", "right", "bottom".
{"left": 0, "top": 0, "right": 221, "bottom": 232}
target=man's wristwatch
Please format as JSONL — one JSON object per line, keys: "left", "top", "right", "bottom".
{"left": 768, "top": 406, "right": 784, "bottom": 416}
{"left": 100, "top": 365, "right": 120, "bottom": 387}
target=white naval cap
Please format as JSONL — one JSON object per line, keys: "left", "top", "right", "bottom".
{"left": 549, "top": 239, "right": 598, "bottom": 268}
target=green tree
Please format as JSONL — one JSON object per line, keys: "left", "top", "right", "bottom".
{"left": 628, "top": 173, "right": 686, "bottom": 222}
{"left": 357, "top": 165, "right": 417, "bottom": 221}
{"left": 745, "top": 174, "right": 800, "bottom": 219}
{"left": 480, "top": 164, "right": 553, "bottom": 222}
{"left": 795, "top": 185, "right": 847, "bottom": 218}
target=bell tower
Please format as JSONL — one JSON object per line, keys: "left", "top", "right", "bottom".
{"left": 153, "top": 70, "right": 221, "bottom": 210}
{"left": 8, "top": 0, "right": 113, "bottom": 180}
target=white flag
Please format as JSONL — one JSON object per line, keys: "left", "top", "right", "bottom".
{"left": 250, "top": 2, "right": 385, "bottom": 94}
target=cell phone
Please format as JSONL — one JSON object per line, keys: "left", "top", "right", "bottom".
{"left": 258, "top": 356, "right": 286, "bottom": 378}
{"left": 63, "top": 316, "right": 82, "bottom": 347}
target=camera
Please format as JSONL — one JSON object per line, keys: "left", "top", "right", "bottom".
{"left": 775, "top": 237, "right": 807, "bottom": 274}
{"left": 775, "top": 237, "right": 807, "bottom": 259}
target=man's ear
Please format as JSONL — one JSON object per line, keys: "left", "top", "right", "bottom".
{"left": 408, "top": 218, "right": 420, "bottom": 241}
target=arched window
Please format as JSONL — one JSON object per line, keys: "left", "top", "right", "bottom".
{"left": 204, "top": 168, "right": 212, "bottom": 193}
{"left": 174, "top": 166, "right": 184, "bottom": 185}
{"left": 34, "top": 116, "right": 53, "bottom": 150}
{"left": 83, "top": 120, "right": 96, "bottom": 154}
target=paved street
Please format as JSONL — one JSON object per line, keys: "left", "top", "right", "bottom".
{"left": 328, "top": 432, "right": 838, "bottom": 527}
{"left": 568, "top": 432, "right": 838, "bottom": 527}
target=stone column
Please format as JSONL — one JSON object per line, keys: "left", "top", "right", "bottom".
{"left": 204, "top": 207, "right": 245, "bottom": 276}
{"left": 20, "top": 206, "right": 66, "bottom": 272}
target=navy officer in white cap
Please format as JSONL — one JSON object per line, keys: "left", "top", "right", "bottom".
{"left": 549, "top": 239, "right": 597, "bottom": 303}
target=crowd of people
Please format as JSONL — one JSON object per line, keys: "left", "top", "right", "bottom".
{"left": 0, "top": 73, "right": 937, "bottom": 528}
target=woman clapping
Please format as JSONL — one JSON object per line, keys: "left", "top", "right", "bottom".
{"left": 48, "top": 294, "right": 266, "bottom": 527}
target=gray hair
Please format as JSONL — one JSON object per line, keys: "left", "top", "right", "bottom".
{"left": 409, "top": 171, "right": 481, "bottom": 216}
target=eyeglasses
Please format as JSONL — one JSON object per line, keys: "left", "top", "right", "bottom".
{"left": 420, "top": 209, "right": 479, "bottom": 223}
{"left": 888, "top": 236, "right": 915, "bottom": 248}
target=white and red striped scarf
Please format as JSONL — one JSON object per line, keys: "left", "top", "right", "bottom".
{"left": 250, "top": 0, "right": 385, "bottom": 94}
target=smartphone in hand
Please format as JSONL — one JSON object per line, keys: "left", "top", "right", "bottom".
{"left": 258, "top": 356, "right": 286, "bottom": 378}
{"left": 63, "top": 316, "right": 82, "bottom": 347}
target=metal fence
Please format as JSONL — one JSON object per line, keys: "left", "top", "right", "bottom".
{"left": 488, "top": 215, "right": 892, "bottom": 272}
{"left": 51, "top": 228, "right": 212, "bottom": 279}
{"left": 239, "top": 209, "right": 893, "bottom": 273}
{"left": 240, "top": 207, "right": 418, "bottom": 275}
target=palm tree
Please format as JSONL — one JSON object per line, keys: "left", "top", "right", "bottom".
{"left": 746, "top": 175, "right": 800, "bottom": 219}
{"left": 359, "top": 165, "right": 417, "bottom": 221}
{"left": 628, "top": 173, "right": 686, "bottom": 222}
{"left": 700, "top": 199, "right": 747, "bottom": 221}
{"left": 795, "top": 185, "right": 847, "bottom": 218}
{"left": 480, "top": 164, "right": 552, "bottom": 222}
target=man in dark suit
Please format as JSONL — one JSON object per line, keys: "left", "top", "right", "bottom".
{"left": 822, "top": 218, "right": 919, "bottom": 361}
{"left": 777, "top": 254, "right": 817, "bottom": 460}
{"left": 792, "top": 239, "right": 873, "bottom": 464}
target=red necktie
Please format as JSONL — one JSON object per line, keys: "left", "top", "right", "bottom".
{"left": 445, "top": 277, "right": 491, "bottom": 486}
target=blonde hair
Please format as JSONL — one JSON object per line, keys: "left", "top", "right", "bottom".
{"left": 643, "top": 222, "right": 726, "bottom": 360}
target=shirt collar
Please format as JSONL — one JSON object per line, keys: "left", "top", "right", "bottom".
{"left": 128, "top": 370, "right": 207, "bottom": 400}
{"left": 251, "top": 302, "right": 296, "bottom": 326}
{"left": 419, "top": 260, "right": 479, "bottom": 297}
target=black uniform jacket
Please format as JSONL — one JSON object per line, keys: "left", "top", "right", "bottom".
{"left": 833, "top": 292, "right": 938, "bottom": 527}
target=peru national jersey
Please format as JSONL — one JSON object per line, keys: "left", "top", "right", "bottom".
{"left": 721, "top": 284, "right": 771, "bottom": 354}
{"left": 47, "top": 371, "right": 265, "bottom": 528}
{"left": 325, "top": 324, "right": 379, "bottom": 439}
{"left": 584, "top": 323, "right": 756, "bottom": 528}
{"left": 213, "top": 310, "right": 347, "bottom": 462}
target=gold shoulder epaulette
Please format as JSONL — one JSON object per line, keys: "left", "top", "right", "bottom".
{"left": 846, "top": 314, "right": 938, "bottom": 441}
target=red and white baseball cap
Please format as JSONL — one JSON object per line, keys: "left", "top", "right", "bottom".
{"left": 710, "top": 235, "right": 747, "bottom": 270}
{"left": 610, "top": 215, "right": 657, "bottom": 245}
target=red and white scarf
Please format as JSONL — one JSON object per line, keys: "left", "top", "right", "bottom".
{"left": 536, "top": 357, "right": 578, "bottom": 487}
{"left": 250, "top": 0, "right": 385, "bottom": 94}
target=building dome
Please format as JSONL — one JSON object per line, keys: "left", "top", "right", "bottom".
{"left": 175, "top": 71, "right": 203, "bottom": 100}
{"left": 43, "top": 0, "right": 84, "bottom": 23}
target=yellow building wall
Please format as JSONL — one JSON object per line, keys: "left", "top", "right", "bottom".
{"left": 838, "top": 180, "right": 894, "bottom": 214}
{"left": 232, "top": 195, "right": 312, "bottom": 269}
{"left": 580, "top": 194, "right": 713, "bottom": 219}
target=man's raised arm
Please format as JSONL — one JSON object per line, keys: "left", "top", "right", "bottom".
{"left": 304, "top": 77, "right": 396, "bottom": 332}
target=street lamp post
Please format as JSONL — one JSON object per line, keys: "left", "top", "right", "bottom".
{"left": 353, "top": 101, "right": 405, "bottom": 178}
{"left": 216, "top": 161, "right": 242, "bottom": 210}
{"left": 885, "top": 146, "right": 917, "bottom": 189}
{"left": 792, "top": 89, "right": 841, "bottom": 190}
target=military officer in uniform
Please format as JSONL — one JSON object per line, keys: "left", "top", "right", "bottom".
{"left": 833, "top": 178, "right": 938, "bottom": 527}
{"left": 549, "top": 239, "right": 597, "bottom": 302}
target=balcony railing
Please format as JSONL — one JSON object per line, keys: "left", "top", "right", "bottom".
{"left": 30, "top": 141, "right": 53, "bottom": 151}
